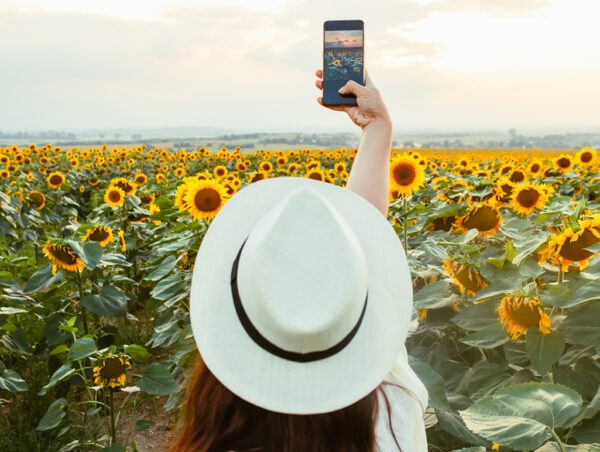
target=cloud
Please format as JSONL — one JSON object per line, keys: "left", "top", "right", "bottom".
{"left": 0, "top": 0, "right": 599, "bottom": 133}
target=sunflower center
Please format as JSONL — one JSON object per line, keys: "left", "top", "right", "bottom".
{"left": 89, "top": 228, "right": 110, "bottom": 242}
{"left": 557, "top": 157, "right": 571, "bottom": 168}
{"left": 308, "top": 172, "right": 323, "bottom": 181}
{"left": 559, "top": 228, "right": 600, "bottom": 262}
{"left": 49, "top": 245, "right": 78, "bottom": 265}
{"left": 510, "top": 171, "right": 525, "bottom": 183}
{"left": 194, "top": 188, "right": 221, "bottom": 212}
{"left": 516, "top": 188, "right": 541, "bottom": 208}
{"left": 108, "top": 190, "right": 122, "bottom": 202}
{"left": 393, "top": 163, "right": 416, "bottom": 186}
{"left": 115, "top": 181, "right": 133, "bottom": 193}
{"left": 49, "top": 175, "right": 63, "bottom": 185}
{"left": 100, "top": 357, "right": 126, "bottom": 379}
{"left": 505, "top": 297, "right": 542, "bottom": 328}
{"left": 581, "top": 152, "right": 593, "bottom": 163}
{"left": 463, "top": 206, "right": 499, "bottom": 232}
{"left": 531, "top": 163, "right": 540, "bottom": 173}
{"left": 453, "top": 262, "right": 485, "bottom": 292}
{"left": 29, "top": 193, "right": 44, "bottom": 205}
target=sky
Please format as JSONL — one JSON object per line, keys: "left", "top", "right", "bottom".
{"left": 1, "top": 0, "right": 599, "bottom": 134}
{"left": 324, "top": 30, "right": 363, "bottom": 48}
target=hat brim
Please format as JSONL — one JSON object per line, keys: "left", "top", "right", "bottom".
{"left": 189, "top": 176, "right": 413, "bottom": 414}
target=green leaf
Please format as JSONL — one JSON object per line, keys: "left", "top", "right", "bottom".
{"left": 67, "top": 337, "right": 97, "bottom": 361}
{"left": 150, "top": 272, "right": 183, "bottom": 300}
{"left": 38, "top": 364, "right": 75, "bottom": 396}
{"left": 0, "top": 307, "right": 28, "bottom": 315}
{"left": 526, "top": 328, "right": 565, "bottom": 375}
{"left": 413, "top": 280, "right": 458, "bottom": 309}
{"left": 512, "top": 234, "right": 550, "bottom": 266}
{"left": 0, "top": 368, "right": 28, "bottom": 392}
{"left": 23, "top": 264, "right": 64, "bottom": 294}
{"left": 436, "top": 409, "right": 489, "bottom": 447}
{"left": 144, "top": 255, "right": 177, "bottom": 281}
{"left": 36, "top": 397, "right": 68, "bottom": 431}
{"left": 99, "top": 442, "right": 124, "bottom": 452}
{"left": 100, "top": 253, "right": 132, "bottom": 267}
{"left": 460, "top": 383, "right": 582, "bottom": 450}
{"left": 560, "top": 301, "right": 600, "bottom": 346}
{"left": 573, "top": 416, "right": 600, "bottom": 444}
{"left": 82, "top": 285, "right": 128, "bottom": 317}
{"left": 138, "top": 363, "right": 179, "bottom": 395}
{"left": 0, "top": 329, "right": 31, "bottom": 354}
{"left": 407, "top": 355, "right": 450, "bottom": 410}
{"left": 125, "top": 344, "right": 152, "bottom": 363}
{"left": 50, "top": 344, "right": 69, "bottom": 356}
{"left": 450, "top": 448, "right": 486, "bottom": 452}
{"left": 451, "top": 302, "right": 498, "bottom": 331}
{"left": 460, "top": 323, "right": 509, "bottom": 349}
{"left": 562, "top": 280, "right": 600, "bottom": 308}
{"left": 519, "top": 258, "right": 545, "bottom": 279}
{"left": 68, "top": 240, "right": 103, "bottom": 270}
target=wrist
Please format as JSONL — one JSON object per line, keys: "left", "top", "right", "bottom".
{"left": 363, "top": 115, "right": 392, "bottom": 135}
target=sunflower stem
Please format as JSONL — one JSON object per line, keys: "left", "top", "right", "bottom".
{"left": 76, "top": 270, "right": 89, "bottom": 335}
{"left": 549, "top": 428, "right": 566, "bottom": 452}
{"left": 402, "top": 195, "right": 408, "bottom": 254}
{"left": 35, "top": 244, "right": 39, "bottom": 266}
{"left": 109, "top": 387, "right": 116, "bottom": 443}
{"left": 558, "top": 270, "right": 563, "bottom": 284}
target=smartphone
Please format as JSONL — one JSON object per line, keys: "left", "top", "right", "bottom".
{"left": 322, "top": 20, "right": 364, "bottom": 107}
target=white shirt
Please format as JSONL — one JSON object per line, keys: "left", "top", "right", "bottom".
{"left": 374, "top": 345, "right": 429, "bottom": 452}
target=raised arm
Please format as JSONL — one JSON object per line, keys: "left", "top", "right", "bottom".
{"left": 315, "top": 69, "right": 393, "bottom": 218}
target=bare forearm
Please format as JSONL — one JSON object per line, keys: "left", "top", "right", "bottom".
{"left": 345, "top": 118, "right": 393, "bottom": 218}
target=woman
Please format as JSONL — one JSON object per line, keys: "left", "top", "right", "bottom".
{"left": 169, "top": 68, "right": 428, "bottom": 452}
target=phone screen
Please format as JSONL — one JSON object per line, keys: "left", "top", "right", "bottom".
{"left": 323, "top": 20, "right": 364, "bottom": 106}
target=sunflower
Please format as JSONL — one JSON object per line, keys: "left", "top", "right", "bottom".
{"left": 134, "top": 173, "right": 147, "bottom": 185}
{"left": 110, "top": 177, "right": 137, "bottom": 196}
{"left": 390, "top": 154, "right": 425, "bottom": 196}
{"left": 248, "top": 170, "right": 269, "bottom": 184}
{"left": 511, "top": 182, "right": 552, "bottom": 216}
{"left": 455, "top": 201, "right": 503, "bottom": 236}
{"left": 442, "top": 258, "right": 487, "bottom": 296}
{"left": 508, "top": 168, "right": 527, "bottom": 184}
{"left": 306, "top": 169, "right": 326, "bottom": 181}
{"left": 93, "top": 354, "right": 132, "bottom": 389}
{"left": 498, "top": 295, "right": 551, "bottom": 339}
{"left": 0, "top": 169, "right": 10, "bottom": 179}
{"left": 437, "top": 179, "right": 469, "bottom": 204}
{"left": 47, "top": 171, "right": 65, "bottom": 189}
{"left": 118, "top": 230, "right": 126, "bottom": 252}
{"left": 174, "top": 167, "right": 186, "bottom": 177}
{"left": 527, "top": 159, "right": 544, "bottom": 178}
{"left": 552, "top": 154, "right": 574, "bottom": 173}
{"left": 149, "top": 204, "right": 162, "bottom": 226}
{"left": 27, "top": 191, "right": 46, "bottom": 210}
{"left": 104, "top": 185, "right": 126, "bottom": 208}
{"left": 214, "top": 165, "right": 228, "bottom": 179}
{"left": 81, "top": 226, "right": 114, "bottom": 247}
{"left": 333, "top": 59, "right": 341, "bottom": 66}
{"left": 576, "top": 147, "right": 597, "bottom": 167}
{"left": 538, "top": 215, "right": 600, "bottom": 271}
{"left": 183, "top": 178, "right": 229, "bottom": 221}
{"left": 495, "top": 177, "right": 515, "bottom": 204}
{"left": 42, "top": 241, "right": 85, "bottom": 273}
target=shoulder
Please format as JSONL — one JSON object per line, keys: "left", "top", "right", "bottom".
{"left": 374, "top": 384, "right": 429, "bottom": 452}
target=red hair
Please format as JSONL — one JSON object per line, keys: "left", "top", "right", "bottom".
{"left": 168, "top": 355, "right": 403, "bottom": 452}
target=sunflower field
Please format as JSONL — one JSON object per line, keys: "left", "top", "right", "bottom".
{"left": 1, "top": 143, "right": 600, "bottom": 452}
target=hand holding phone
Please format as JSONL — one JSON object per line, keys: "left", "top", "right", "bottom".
{"left": 315, "top": 69, "right": 391, "bottom": 130}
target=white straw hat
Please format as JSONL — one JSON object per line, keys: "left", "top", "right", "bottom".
{"left": 189, "top": 176, "right": 413, "bottom": 414}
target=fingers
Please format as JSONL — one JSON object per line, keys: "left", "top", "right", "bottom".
{"left": 317, "top": 96, "right": 348, "bottom": 112}
{"left": 338, "top": 79, "right": 369, "bottom": 97}
{"left": 315, "top": 79, "right": 323, "bottom": 90}
{"left": 315, "top": 69, "right": 322, "bottom": 79}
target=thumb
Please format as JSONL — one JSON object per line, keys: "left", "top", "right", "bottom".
{"left": 338, "top": 79, "right": 367, "bottom": 96}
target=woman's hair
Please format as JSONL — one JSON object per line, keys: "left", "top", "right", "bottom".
{"left": 168, "top": 355, "right": 403, "bottom": 452}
